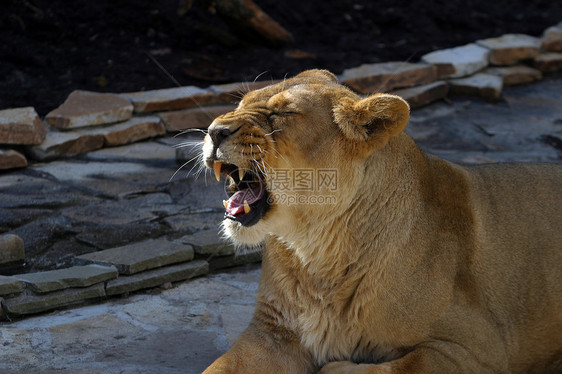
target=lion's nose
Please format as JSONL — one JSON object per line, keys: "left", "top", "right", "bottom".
{"left": 208, "top": 124, "right": 240, "bottom": 147}
{"left": 208, "top": 125, "right": 231, "bottom": 147}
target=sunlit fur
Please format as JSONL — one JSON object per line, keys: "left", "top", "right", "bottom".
{"left": 202, "top": 70, "right": 562, "bottom": 374}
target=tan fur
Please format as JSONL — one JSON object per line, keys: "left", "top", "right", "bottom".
{"left": 202, "top": 70, "right": 562, "bottom": 374}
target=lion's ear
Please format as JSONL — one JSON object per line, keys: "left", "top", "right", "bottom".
{"left": 295, "top": 69, "right": 338, "bottom": 83}
{"left": 333, "top": 93, "right": 410, "bottom": 144}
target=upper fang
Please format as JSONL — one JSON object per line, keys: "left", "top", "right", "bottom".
{"left": 238, "top": 168, "right": 245, "bottom": 181}
{"left": 214, "top": 161, "right": 222, "bottom": 182}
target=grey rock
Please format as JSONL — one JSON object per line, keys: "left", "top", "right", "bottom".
{"left": 0, "top": 234, "right": 25, "bottom": 267}
{"left": 392, "top": 81, "right": 449, "bottom": 109}
{"left": 76, "top": 239, "right": 194, "bottom": 275}
{"left": 159, "top": 105, "right": 235, "bottom": 132}
{"left": 0, "top": 149, "right": 27, "bottom": 170}
{"left": 340, "top": 62, "right": 437, "bottom": 94}
{"left": 75, "top": 222, "right": 166, "bottom": 250}
{"left": 209, "top": 247, "right": 263, "bottom": 271}
{"left": 477, "top": 34, "right": 541, "bottom": 65}
{"left": 181, "top": 229, "right": 234, "bottom": 257}
{"left": 81, "top": 116, "right": 166, "bottom": 146}
{"left": 541, "top": 22, "right": 562, "bottom": 52}
{"left": 0, "top": 275, "right": 25, "bottom": 296}
{"left": 27, "top": 130, "right": 105, "bottom": 161}
{"left": 45, "top": 90, "right": 134, "bottom": 130}
{"left": 121, "top": 86, "right": 217, "bottom": 113}
{"left": 2, "top": 283, "right": 105, "bottom": 316}
{"left": 11, "top": 214, "right": 74, "bottom": 258}
{"left": 421, "top": 43, "right": 490, "bottom": 78}
{"left": 105, "top": 259, "right": 208, "bottom": 296}
{"left": 13, "top": 265, "right": 118, "bottom": 293}
{"left": 448, "top": 73, "right": 504, "bottom": 101}
{"left": 484, "top": 65, "right": 542, "bottom": 86}
{"left": 0, "top": 107, "right": 47, "bottom": 145}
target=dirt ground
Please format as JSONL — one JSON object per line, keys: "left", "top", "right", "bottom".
{"left": 1, "top": 0, "right": 561, "bottom": 116}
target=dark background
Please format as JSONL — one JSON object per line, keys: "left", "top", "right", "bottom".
{"left": 1, "top": 0, "right": 561, "bottom": 115}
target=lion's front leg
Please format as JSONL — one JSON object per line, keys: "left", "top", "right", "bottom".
{"left": 203, "top": 325, "right": 315, "bottom": 374}
{"left": 318, "top": 343, "right": 504, "bottom": 374}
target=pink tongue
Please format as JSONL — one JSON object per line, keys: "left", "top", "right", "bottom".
{"left": 226, "top": 187, "right": 264, "bottom": 216}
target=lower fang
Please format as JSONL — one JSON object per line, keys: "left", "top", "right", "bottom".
{"left": 244, "top": 200, "right": 251, "bottom": 214}
{"left": 223, "top": 200, "right": 228, "bottom": 210}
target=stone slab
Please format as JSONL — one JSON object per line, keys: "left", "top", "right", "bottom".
{"left": 484, "top": 65, "right": 542, "bottom": 86}
{"left": 85, "top": 140, "right": 176, "bottom": 162}
{"left": 0, "top": 107, "right": 47, "bottom": 145}
{"left": 0, "top": 149, "right": 27, "bottom": 170}
{"left": 121, "top": 86, "right": 217, "bottom": 113}
{"left": 159, "top": 105, "right": 236, "bottom": 132}
{"left": 448, "top": 73, "right": 503, "bottom": 101}
{"left": 421, "top": 43, "right": 490, "bottom": 78}
{"left": 0, "top": 275, "right": 25, "bottom": 296}
{"left": 210, "top": 81, "right": 279, "bottom": 103}
{"left": 533, "top": 53, "right": 562, "bottom": 72}
{"left": 83, "top": 116, "right": 166, "bottom": 146}
{"left": 541, "top": 23, "right": 562, "bottom": 52}
{"left": 181, "top": 229, "right": 235, "bottom": 257}
{"left": 340, "top": 62, "right": 437, "bottom": 94}
{"left": 26, "top": 131, "right": 104, "bottom": 161}
{"left": 209, "top": 247, "right": 263, "bottom": 271}
{"left": 105, "top": 259, "right": 208, "bottom": 296}
{"left": 1, "top": 283, "right": 105, "bottom": 316}
{"left": 0, "top": 234, "right": 25, "bottom": 267}
{"left": 75, "top": 239, "right": 194, "bottom": 275}
{"left": 45, "top": 90, "right": 134, "bottom": 130}
{"left": 13, "top": 265, "right": 118, "bottom": 293}
{"left": 477, "top": 34, "right": 541, "bottom": 65}
{"left": 392, "top": 81, "right": 449, "bottom": 109}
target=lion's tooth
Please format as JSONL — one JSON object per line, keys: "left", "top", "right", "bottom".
{"left": 214, "top": 161, "right": 222, "bottom": 182}
{"left": 243, "top": 200, "right": 251, "bottom": 214}
{"left": 223, "top": 200, "right": 228, "bottom": 210}
{"left": 238, "top": 168, "right": 245, "bottom": 181}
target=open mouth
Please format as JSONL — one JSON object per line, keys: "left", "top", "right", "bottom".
{"left": 213, "top": 161, "right": 269, "bottom": 227}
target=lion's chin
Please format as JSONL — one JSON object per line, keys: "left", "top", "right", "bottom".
{"left": 222, "top": 218, "right": 268, "bottom": 247}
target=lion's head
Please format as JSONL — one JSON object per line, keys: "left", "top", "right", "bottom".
{"left": 203, "top": 69, "right": 410, "bottom": 245}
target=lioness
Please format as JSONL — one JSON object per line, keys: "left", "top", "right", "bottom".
{"left": 201, "top": 69, "right": 562, "bottom": 373}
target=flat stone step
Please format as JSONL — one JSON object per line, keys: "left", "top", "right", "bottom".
{"left": 26, "top": 130, "right": 105, "bottom": 161}
{"left": 105, "top": 259, "right": 208, "bottom": 296}
{"left": 340, "top": 62, "right": 437, "bottom": 94}
{"left": 209, "top": 247, "right": 263, "bottom": 272}
{"left": 533, "top": 53, "right": 562, "bottom": 73}
{"left": 392, "top": 81, "right": 449, "bottom": 109}
{"left": 476, "top": 34, "right": 541, "bottom": 66}
{"left": 448, "top": 73, "right": 503, "bottom": 101}
{"left": 0, "top": 107, "right": 47, "bottom": 145}
{"left": 159, "top": 105, "right": 235, "bottom": 132}
{"left": 0, "top": 149, "right": 27, "bottom": 170}
{"left": 0, "top": 275, "right": 25, "bottom": 296}
{"left": 82, "top": 116, "right": 166, "bottom": 146}
{"left": 421, "top": 43, "right": 490, "bottom": 78}
{"left": 76, "top": 239, "right": 194, "bottom": 275}
{"left": 181, "top": 229, "right": 235, "bottom": 257}
{"left": 45, "top": 90, "right": 134, "bottom": 130}
{"left": 1, "top": 283, "right": 105, "bottom": 316}
{"left": 541, "top": 22, "right": 562, "bottom": 52}
{"left": 121, "top": 86, "right": 217, "bottom": 113}
{"left": 0, "top": 234, "right": 25, "bottom": 268}
{"left": 484, "top": 65, "right": 542, "bottom": 86}
{"left": 13, "top": 264, "right": 118, "bottom": 293}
